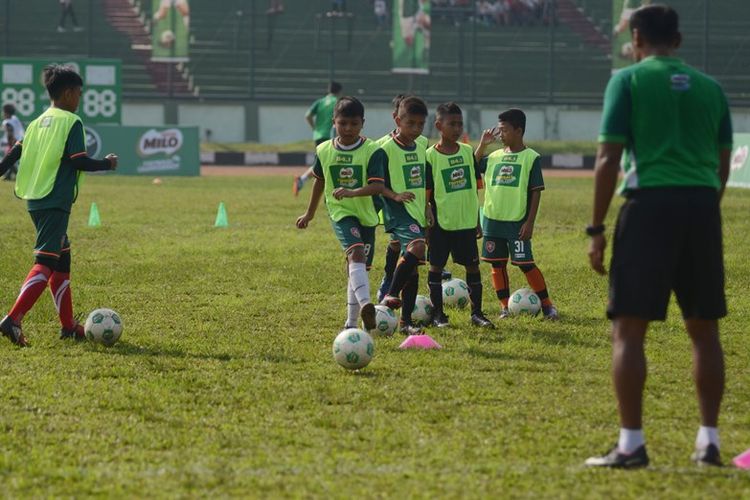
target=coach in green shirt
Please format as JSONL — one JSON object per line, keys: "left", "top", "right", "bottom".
{"left": 585, "top": 5, "right": 732, "bottom": 469}
{"left": 293, "top": 81, "right": 342, "bottom": 196}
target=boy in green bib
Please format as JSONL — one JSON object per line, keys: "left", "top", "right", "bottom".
{"left": 0, "top": 65, "right": 118, "bottom": 347}
{"left": 296, "top": 97, "right": 385, "bottom": 331}
{"left": 475, "top": 108, "right": 559, "bottom": 320}
{"left": 378, "top": 96, "right": 434, "bottom": 335}
{"left": 426, "top": 102, "right": 494, "bottom": 329}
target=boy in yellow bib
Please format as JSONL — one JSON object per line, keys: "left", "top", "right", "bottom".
{"left": 0, "top": 65, "right": 118, "bottom": 347}
{"left": 475, "top": 108, "right": 559, "bottom": 320}
{"left": 296, "top": 97, "right": 385, "bottom": 331}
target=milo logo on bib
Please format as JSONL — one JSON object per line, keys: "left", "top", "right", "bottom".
{"left": 440, "top": 165, "right": 472, "bottom": 193}
{"left": 401, "top": 163, "right": 425, "bottom": 189}
{"left": 491, "top": 163, "right": 521, "bottom": 187}
{"left": 331, "top": 164, "right": 363, "bottom": 189}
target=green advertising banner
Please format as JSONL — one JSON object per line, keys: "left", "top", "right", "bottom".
{"left": 152, "top": 0, "right": 190, "bottom": 62}
{"left": 611, "top": 0, "right": 651, "bottom": 71}
{"left": 729, "top": 133, "right": 750, "bottom": 189}
{"left": 392, "top": 0, "right": 430, "bottom": 75}
{"left": 85, "top": 125, "right": 200, "bottom": 176}
{"left": 0, "top": 58, "right": 121, "bottom": 124}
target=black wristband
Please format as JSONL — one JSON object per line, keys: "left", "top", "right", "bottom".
{"left": 586, "top": 224, "right": 605, "bottom": 236}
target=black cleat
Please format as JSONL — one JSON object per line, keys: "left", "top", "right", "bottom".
{"left": 360, "top": 303, "right": 377, "bottom": 332}
{"left": 0, "top": 315, "right": 28, "bottom": 347}
{"left": 471, "top": 312, "right": 495, "bottom": 329}
{"left": 431, "top": 312, "right": 450, "bottom": 328}
{"left": 380, "top": 295, "right": 402, "bottom": 310}
{"left": 585, "top": 444, "right": 649, "bottom": 469}
{"left": 440, "top": 270, "right": 452, "bottom": 281}
{"left": 691, "top": 444, "right": 722, "bottom": 467}
{"left": 60, "top": 322, "right": 86, "bottom": 341}
{"left": 399, "top": 320, "right": 423, "bottom": 336}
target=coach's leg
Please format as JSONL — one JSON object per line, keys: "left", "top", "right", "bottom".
{"left": 685, "top": 318, "right": 724, "bottom": 428}
{"left": 612, "top": 316, "right": 648, "bottom": 433}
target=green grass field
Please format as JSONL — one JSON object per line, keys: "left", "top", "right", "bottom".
{"left": 1, "top": 175, "right": 749, "bottom": 497}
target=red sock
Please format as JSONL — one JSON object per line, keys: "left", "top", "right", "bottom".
{"left": 49, "top": 272, "right": 75, "bottom": 330}
{"left": 8, "top": 264, "right": 52, "bottom": 323}
{"left": 491, "top": 265, "right": 510, "bottom": 308}
{"left": 523, "top": 266, "right": 553, "bottom": 307}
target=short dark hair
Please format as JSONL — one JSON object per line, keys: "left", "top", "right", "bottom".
{"left": 630, "top": 4, "right": 680, "bottom": 47}
{"left": 436, "top": 102, "right": 462, "bottom": 120}
{"left": 398, "top": 96, "right": 428, "bottom": 117}
{"left": 391, "top": 94, "right": 409, "bottom": 112}
{"left": 329, "top": 81, "right": 343, "bottom": 94}
{"left": 334, "top": 96, "right": 364, "bottom": 119}
{"left": 43, "top": 64, "right": 83, "bottom": 100}
{"left": 498, "top": 108, "right": 526, "bottom": 133}
{"left": 2, "top": 103, "right": 15, "bottom": 116}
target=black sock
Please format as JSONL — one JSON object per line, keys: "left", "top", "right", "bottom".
{"left": 428, "top": 270, "right": 443, "bottom": 316}
{"left": 384, "top": 244, "right": 399, "bottom": 281}
{"left": 467, "top": 271, "right": 482, "bottom": 315}
{"left": 401, "top": 272, "right": 419, "bottom": 323}
{"left": 388, "top": 251, "right": 419, "bottom": 297}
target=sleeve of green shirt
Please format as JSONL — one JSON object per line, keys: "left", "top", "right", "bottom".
{"left": 426, "top": 161, "right": 434, "bottom": 190}
{"left": 718, "top": 91, "right": 733, "bottom": 150}
{"left": 311, "top": 155, "right": 324, "bottom": 179}
{"left": 65, "top": 121, "right": 87, "bottom": 159}
{"left": 477, "top": 157, "right": 488, "bottom": 175}
{"left": 306, "top": 99, "right": 319, "bottom": 118}
{"left": 529, "top": 157, "right": 544, "bottom": 191}
{"left": 367, "top": 149, "right": 386, "bottom": 183}
{"left": 599, "top": 70, "right": 631, "bottom": 144}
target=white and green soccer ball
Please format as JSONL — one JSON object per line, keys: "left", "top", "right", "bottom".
{"left": 333, "top": 328, "right": 374, "bottom": 370}
{"left": 412, "top": 295, "right": 433, "bottom": 326}
{"left": 442, "top": 278, "right": 471, "bottom": 309}
{"left": 84, "top": 308, "right": 123, "bottom": 346}
{"left": 508, "top": 288, "right": 541, "bottom": 316}
{"left": 363, "top": 305, "right": 398, "bottom": 337}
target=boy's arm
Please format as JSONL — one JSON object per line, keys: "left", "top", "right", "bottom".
{"left": 0, "top": 141, "right": 22, "bottom": 177}
{"left": 66, "top": 122, "right": 117, "bottom": 171}
{"left": 296, "top": 176, "right": 325, "bottom": 229}
{"left": 474, "top": 127, "right": 497, "bottom": 163}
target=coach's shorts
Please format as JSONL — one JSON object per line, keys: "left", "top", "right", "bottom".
{"left": 608, "top": 187, "right": 726, "bottom": 321}
{"left": 30, "top": 209, "right": 70, "bottom": 260}
{"left": 428, "top": 225, "right": 479, "bottom": 267}
{"left": 480, "top": 236, "right": 534, "bottom": 265}
{"left": 331, "top": 216, "right": 376, "bottom": 268}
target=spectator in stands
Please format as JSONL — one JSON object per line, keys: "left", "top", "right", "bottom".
{"left": 154, "top": 0, "right": 190, "bottom": 29}
{"left": 374, "top": 0, "right": 388, "bottom": 29}
{"left": 293, "top": 82, "right": 343, "bottom": 196}
{"left": 57, "top": 0, "right": 83, "bottom": 33}
{"left": 2, "top": 104, "right": 24, "bottom": 181}
{"left": 267, "top": 0, "right": 284, "bottom": 15}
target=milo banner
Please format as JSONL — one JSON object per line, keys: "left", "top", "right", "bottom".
{"left": 392, "top": 0, "right": 430, "bottom": 75}
{"left": 152, "top": 0, "right": 190, "bottom": 62}
{"left": 85, "top": 125, "right": 200, "bottom": 176}
{"left": 611, "top": 0, "right": 651, "bottom": 71}
{"left": 729, "top": 133, "right": 750, "bottom": 189}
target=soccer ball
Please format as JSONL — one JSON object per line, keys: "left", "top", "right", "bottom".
{"left": 412, "top": 295, "right": 433, "bottom": 326}
{"left": 333, "top": 328, "right": 374, "bottom": 370}
{"left": 159, "top": 29, "right": 176, "bottom": 48}
{"left": 442, "top": 278, "right": 471, "bottom": 309}
{"left": 508, "top": 288, "right": 541, "bottom": 316}
{"left": 363, "top": 305, "right": 398, "bottom": 337}
{"left": 84, "top": 308, "right": 123, "bottom": 346}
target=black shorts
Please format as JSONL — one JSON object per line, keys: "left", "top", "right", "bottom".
{"left": 428, "top": 224, "right": 479, "bottom": 268}
{"left": 608, "top": 187, "right": 726, "bottom": 321}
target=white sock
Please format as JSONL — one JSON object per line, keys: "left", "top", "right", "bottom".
{"left": 345, "top": 282, "right": 360, "bottom": 328}
{"left": 300, "top": 173, "right": 309, "bottom": 182}
{"left": 618, "top": 428, "right": 645, "bottom": 454}
{"left": 348, "top": 262, "right": 370, "bottom": 307}
{"left": 696, "top": 426, "right": 720, "bottom": 450}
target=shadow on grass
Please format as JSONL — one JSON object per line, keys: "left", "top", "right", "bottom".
{"left": 527, "top": 327, "right": 605, "bottom": 349}
{"left": 463, "top": 346, "right": 556, "bottom": 364}
{"left": 97, "top": 341, "right": 234, "bottom": 362}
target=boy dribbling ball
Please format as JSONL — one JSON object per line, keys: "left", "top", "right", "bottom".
{"left": 296, "top": 97, "right": 386, "bottom": 331}
{"left": 0, "top": 64, "right": 118, "bottom": 347}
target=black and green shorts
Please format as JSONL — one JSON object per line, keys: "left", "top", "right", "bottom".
{"left": 481, "top": 236, "right": 534, "bottom": 265}
{"left": 330, "top": 216, "right": 376, "bottom": 268}
{"left": 30, "top": 209, "right": 70, "bottom": 261}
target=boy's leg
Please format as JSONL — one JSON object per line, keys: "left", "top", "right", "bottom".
{"left": 335, "top": 220, "right": 376, "bottom": 331}
{"left": 383, "top": 224, "right": 426, "bottom": 308}
{"left": 482, "top": 236, "right": 511, "bottom": 315}
{"left": 512, "top": 239, "right": 558, "bottom": 319}
{"left": 50, "top": 236, "right": 84, "bottom": 339}
{"left": 399, "top": 270, "right": 419, "bottom": 333}
{"left": 427, "top": 224, "right": 450, "bottom": 325}
{"left": 345, "top": 280, "right": 360, "bottom": 329}
{"left": 378, "top": 236, "right": 400, "bottom": 302}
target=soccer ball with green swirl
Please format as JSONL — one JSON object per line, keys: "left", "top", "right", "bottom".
{"left": 333, "top": 328, "right": 374, "bottom": 370}
{"left": 84, "top": 308, "right": 123, "bottom": 346}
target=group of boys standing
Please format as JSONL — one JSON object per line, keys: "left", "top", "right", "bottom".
{"left": 296, "top": 93, "right": 558, "bottom": 335}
